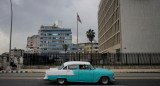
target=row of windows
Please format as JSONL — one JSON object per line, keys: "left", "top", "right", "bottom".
{"left": 40, "top": 33, "right": 71, "bottom": 36}
{"left": 40, "top": 30, "right": 71, "bottom": 32}
{"left": 72, "top": 48, "right": 83, "bottom": 50}
{"left": 98, "top": 0, "right": 119, "bottom": 28}
{"left": 98, "top": 0, "right": 112, "bottom": 21}
{"left": 99, "top": 13, "right": 119, "bottom": 40}
{"left": 40, "top": 44, "right": 70, "bottom": 47}
{"left": 99, "top": 32, "right": 120, "bottom": 51}
{"left": 41, "top": 41, "right": 62, "bottom": 43}
{"left": 40, "top": 48, "right": 67, "bottom": 50}
{"left": 98, "top": 0, "right": 120, "bottom": 52}
{"left": 99, "top": 20, "right": 120, "bottom": 44}
{"left": 40, "top": 44, "right": 62, "bottom": 47}
{"left": 40, "top": 37, "right": 71, "bottom": 40}
{"left": 99, "top": 0, "right": 114, "bottom": 26}
{"left": 99, "top": 0, "right": 119, "bottom": 22}
{"left": 98, "top": 4, "right": 120, "bottom": 35}
{"left": 40, "top": 40, "right": 71, "bottom": 44}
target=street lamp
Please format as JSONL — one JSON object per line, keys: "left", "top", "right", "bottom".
{"left": 8, "top": 0, "right": 13, "bottom": 67}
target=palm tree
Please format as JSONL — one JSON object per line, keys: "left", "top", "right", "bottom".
{"left": 86, "top": 29, "right": 95, "bottom": 53}
{"left": 63, "top": 44, "right": 68, "bottom": 62}
{"left": 63, "top": 44, "right": 68, "bottom": 53}
{"left": 86, "top": 29, "right": 95, "bottom": 63}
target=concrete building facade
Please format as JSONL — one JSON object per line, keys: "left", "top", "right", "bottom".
{"left": 98, "top": 0, "right": 160, "bottom": 53}
{"left": 39, "top": 25, "right": 72, "bottom": 53}
{"left": 39, "top": 24, "right": 83, "bottom": 53}
{"left": 71, "top": 44, "right": 84, "bottom": 53}
{"left": 10, "top": 48, "right": 24, "bottom": 66}
{"left": 27, "top": 35, "right": 40, "bottom": 53}
{"left": 79, "top": 42, "right": 98, "bottom": 53}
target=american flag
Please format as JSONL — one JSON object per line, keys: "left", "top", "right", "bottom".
{"left": 77, "top": 13, "right": 82, "bottom": 23}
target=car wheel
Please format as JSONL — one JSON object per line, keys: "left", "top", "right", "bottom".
{"left": 57, "top": 78, "right": 66, "bottom": 85}
{"left": 101, "top": 77, "right": 109, "bottom": 85}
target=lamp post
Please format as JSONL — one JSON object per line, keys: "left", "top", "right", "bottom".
{"left": 8, "top": 0, "right": 13, "bottom": 67}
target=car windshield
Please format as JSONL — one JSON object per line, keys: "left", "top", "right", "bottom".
{"left": 58, "top": 64, "right": 64, "bottom": 70}
{"left": 90, "top": 65, "right": 95, "bottom": 70}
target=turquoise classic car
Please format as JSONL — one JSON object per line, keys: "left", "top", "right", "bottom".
{"left": 44, "top": 61, "right": 115, "bottom": 85}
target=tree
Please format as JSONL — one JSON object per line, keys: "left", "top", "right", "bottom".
{"left": 63, "top": 44, "right": 68, "bottom": 62}
{"left": 86, "top": 29, "right": 95, "bottom": 53}
{"left": 63, "top": 44, "right": 68, "bottom": 53}
{"left": 86, "top": 29, "right": 95, "bottom": 63}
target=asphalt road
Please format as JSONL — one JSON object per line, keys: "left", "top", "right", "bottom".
{"left": 0, "top": 73, "right": 160, "bottom": 86}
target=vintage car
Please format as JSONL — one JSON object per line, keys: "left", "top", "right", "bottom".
{"left": 44, "top": 61, "right": 115, "bottom": 85}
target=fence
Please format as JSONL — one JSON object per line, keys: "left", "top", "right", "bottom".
{"left": 23, "top": 53, "right": 160, "bottom": 65}
{"left": 23, "top": 53, "right": 69, "bottom": 65}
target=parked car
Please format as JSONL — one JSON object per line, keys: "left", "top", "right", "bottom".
{"left": 44, "top": 61, "right": 115, "bottom": 85}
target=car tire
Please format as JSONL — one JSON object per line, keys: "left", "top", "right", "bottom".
{"left": 101, "top": 77, "right": 109, "bottom": 85}
{"left": 57, "top": 78, "right": 66, "bottom": 85}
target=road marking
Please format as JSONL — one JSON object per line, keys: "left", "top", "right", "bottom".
{"left": 116, "top": 77, "right": 160, "bottom": 79}
{"left": 114, "top": 71, "right": 160, "bottom": 73}
{"left": 0, "top": 77, "right": 43, "bottom": 79}
{"left": 0, "top": 77, "right": 160, "bottom": 80}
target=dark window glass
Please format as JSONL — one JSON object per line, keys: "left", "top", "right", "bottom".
{"left": 68, "top": 65, "right": 77, "bottom": 70}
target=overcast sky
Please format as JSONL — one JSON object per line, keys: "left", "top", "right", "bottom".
{"left": 0, "top": 0, "right": 100, "bottom": 54}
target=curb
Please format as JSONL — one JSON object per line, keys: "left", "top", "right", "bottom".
{"left": 26, "top": 71, "right": 45, "bottom": 73}
{"left": 113, "top": 71, "right": 160, "bottom": 73}
{"left": 0, "top": 71, "right": 45, "bottom": 73}
{"left": 0, "top": 71, "right": 27, "bottom": 73}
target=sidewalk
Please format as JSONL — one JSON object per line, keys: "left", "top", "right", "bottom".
{"left": 1, "top": 69, "right": 160, "bottom": 73}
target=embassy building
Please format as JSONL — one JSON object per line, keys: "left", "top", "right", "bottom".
{"left": 39, "top": 24, "right": 83, "bottom": 53}
{"left": 98, "top": 0, "right": 160, "bottom": 53}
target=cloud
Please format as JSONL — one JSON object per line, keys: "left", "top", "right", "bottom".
{"left": 0, "top": 29, "right": 9, "bottom": 54}
{"left": 0, "top": 0, "right": 100, "bottom": 54}
{"left": 12, "top": 0, "right": 22, "bottom": 5}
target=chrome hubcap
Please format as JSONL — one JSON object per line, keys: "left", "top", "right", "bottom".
{"left": 102, "top": 77, "right": 108, "bottom": 84}
{"left": 58, "top": 79, "right": 64, "bottom": 84}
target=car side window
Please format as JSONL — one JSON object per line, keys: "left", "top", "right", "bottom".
{"left": 63, "top": 66, "right": 67, "bottom": 70}
{"left": 79, "top": 64, "right": 89, "bottom": 70}
{"left": 68, "top": 65, "right": 77, "bottom": 70}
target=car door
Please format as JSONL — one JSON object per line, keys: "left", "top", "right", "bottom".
{"left": 66, "top": 65, "right": 79, "bottom": 82}
{"left": 78, "top": 65, "right": 94, "bottom": 81}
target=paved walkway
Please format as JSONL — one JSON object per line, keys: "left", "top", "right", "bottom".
{"left": 111, "top": 69, "right": 160, "bottom": 73}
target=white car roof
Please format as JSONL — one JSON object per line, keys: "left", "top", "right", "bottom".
{"left": 63, "top": 61, "right": 90, "bottom": 67}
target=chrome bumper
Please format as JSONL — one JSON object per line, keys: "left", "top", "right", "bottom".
{"left": 43, "top": 74, "right": 48, "bottom": 79}
{"left": 110, "top": 79, "right": 115, "bottom": 82}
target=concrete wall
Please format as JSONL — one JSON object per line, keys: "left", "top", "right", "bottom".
{"left": 120, "top": 0, "right": 160, "bottom": 53}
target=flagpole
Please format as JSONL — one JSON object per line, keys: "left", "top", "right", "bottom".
{"left": 77, "top": 13, "right": 78, "bottom": 52}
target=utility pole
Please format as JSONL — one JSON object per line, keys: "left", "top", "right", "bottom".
{"left": 8, "top": 0, "right": 13, "bottom": 67}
